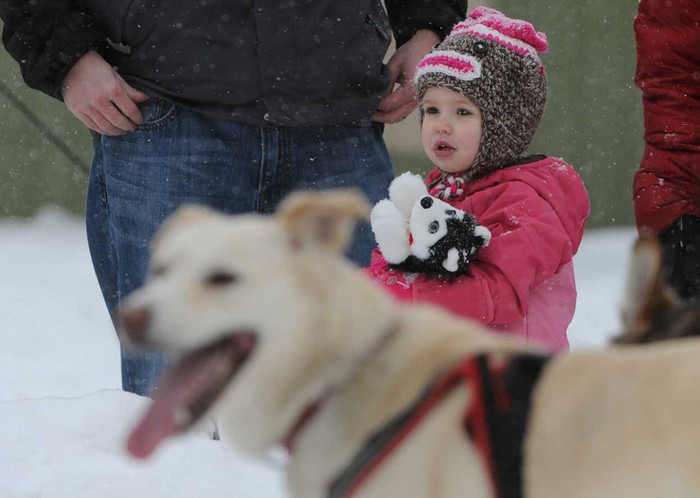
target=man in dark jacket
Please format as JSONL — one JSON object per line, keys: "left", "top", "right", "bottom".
{"left": 0, "top": 0, "right": 466, "bottom": 396}
{"left": 633, "top": 0, "right": 700, "bottom": 300}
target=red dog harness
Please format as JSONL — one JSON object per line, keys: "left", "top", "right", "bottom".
{"left": 328, "top": 353, "right": 550, "bottom": 498}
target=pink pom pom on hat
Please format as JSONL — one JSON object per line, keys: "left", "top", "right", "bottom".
{"left": 451, "top": 6, "right": 548, "bottom": 55}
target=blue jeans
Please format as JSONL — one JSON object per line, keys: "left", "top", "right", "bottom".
{"left": 86, "top": 99, "right": 394, "bottom": 396}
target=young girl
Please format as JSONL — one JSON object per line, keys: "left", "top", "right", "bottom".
{"left": 368, "top": 7, "right": 590, "bottom": 351}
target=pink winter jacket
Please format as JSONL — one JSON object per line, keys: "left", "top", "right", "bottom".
{"left": 367, "top": 156, "right": 590, "bottom": 352}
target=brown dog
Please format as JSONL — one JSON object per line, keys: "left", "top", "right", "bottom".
{"left": 613, "top": 231, "right": 700, "bottom": 344}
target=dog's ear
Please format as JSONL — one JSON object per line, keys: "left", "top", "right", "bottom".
{"left": 152, "top": 205, "right": 214, "bottom": 251}
{"left": 278, "top": 189, "right": 370, "bottom": 253}
{"left": 616, "top": 231, "right": 680, "bottom": 344}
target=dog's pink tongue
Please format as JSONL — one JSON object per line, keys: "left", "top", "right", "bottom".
{"left": 126, "top": 389, "right": 182, "bottom": 459}
{"left": 126, "top": 349, "right": 225, "bottom": 459}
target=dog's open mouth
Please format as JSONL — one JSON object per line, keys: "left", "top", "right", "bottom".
{"left": 126, "top": 333, "right": 256, "bottom": 459}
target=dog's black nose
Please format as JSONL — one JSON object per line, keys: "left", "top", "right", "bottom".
{"left": 120, "top": 307, "right": 151, "bottom": 344}
{"left": 420, "top": 196, "right": 433, "bottom": 209}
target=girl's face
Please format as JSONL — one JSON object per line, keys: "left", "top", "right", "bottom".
{"left": 420, "top": 87, "right": 482, "bottom": 174}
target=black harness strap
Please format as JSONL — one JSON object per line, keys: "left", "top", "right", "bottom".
{"left": 466, "top": 353, "right": 550, "bottom": 498}
{"left": 328, "top": 353, "right": 550, "bottom": 498}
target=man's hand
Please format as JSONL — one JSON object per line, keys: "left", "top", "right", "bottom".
{"left": 61, "top": 51, "right": 150, "bottom": 136}
{"left": 373, "top": 29, "right": 441, "bottom": 124}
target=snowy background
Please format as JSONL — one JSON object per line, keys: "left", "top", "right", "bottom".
{"left": 0, "top": 208, "right": 636, "bottom": 497}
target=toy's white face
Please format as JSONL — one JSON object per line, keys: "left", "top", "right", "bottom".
{"left": 421, "top": 87, "right": 482, "bottom": 174}
{"left": 409, "top": 195, "right": 460, "bottom": 260}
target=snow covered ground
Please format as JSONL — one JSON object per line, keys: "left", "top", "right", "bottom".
{"left": 0, "top": 208, "right": 636, "bottom": 497}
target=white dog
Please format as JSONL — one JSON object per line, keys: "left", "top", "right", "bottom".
{"left": 121, "top": 190, "right": 700, "bottom": 498}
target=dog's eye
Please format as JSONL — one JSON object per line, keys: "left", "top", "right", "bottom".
{"left": 429, "top": 221, "right": 440, "bottom": 234}
{"left": 445, "top": 209, "right": 456, "bottom": 216}
{"left": 206, "top": 271, "right": 238, "bottom": 286}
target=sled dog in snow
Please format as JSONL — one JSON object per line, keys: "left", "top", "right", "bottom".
{"left": 613, "top": 231, "right": 700, "bottom": 344}
{"left": 121, "top": 190, "right": 700, "bottom": 498}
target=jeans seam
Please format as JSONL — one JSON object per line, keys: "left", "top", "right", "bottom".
{"left": 98, "top": 139, "right": 121, "bottom": 308}
{"left": 94, "top": 138, "right": 112, "bottom": 245}
{"left": 255, "top": 127, "right": 266, "bottom": 213}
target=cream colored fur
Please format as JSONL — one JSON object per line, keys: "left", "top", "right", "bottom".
{"left": 124, "top": 190, "right": 700, "bottom": 498}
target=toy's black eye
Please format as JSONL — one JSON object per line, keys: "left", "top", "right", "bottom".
{"left": 445, "top": 209, "right": 456, "bottom": 216}
{"left": 206, "top": 271, "right": 238, "bottom": 286}
{"left": 420, "top": 196, "right": 434, "bottom": 209}
{"left": 473, "top": 41, "right": 489, "bottom": 55}
{"left": 428, "top": 221, "right": 440, "bottom": 234}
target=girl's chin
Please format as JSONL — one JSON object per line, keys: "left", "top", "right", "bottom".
{"left": 432, "top": 159, "right": 468, "bottom": 174}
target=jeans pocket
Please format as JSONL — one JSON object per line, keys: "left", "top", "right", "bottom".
{"left": 136, "top": 98, "right": 178, "bottom": 131}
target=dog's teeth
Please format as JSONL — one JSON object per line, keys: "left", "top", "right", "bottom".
{"left": 174, "top": 407, "right": 192, "bottom": 428}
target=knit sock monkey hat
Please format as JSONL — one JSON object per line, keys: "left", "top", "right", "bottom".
{"left": 414, "top": 7, "right": 549, "bottom": 183}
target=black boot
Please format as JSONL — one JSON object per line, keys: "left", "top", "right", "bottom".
{"left": 659, "top": 215, "right": 700, "bottom": 300}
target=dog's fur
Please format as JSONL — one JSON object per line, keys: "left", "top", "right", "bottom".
{"left": 614, "top": 231, "right": 700, "bottom": 344}
{"left": 122, "top": 191, "right": 700, "bottom": 498}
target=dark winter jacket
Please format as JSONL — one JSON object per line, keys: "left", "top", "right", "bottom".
{"left": 0, "top": 0, "right": 466, "bottom": 126}
{"left": 633, "top": 0, "right": 700, "bottom": 233}
{"left": 633, "top": 0, "right": 700, "bottom": 299}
